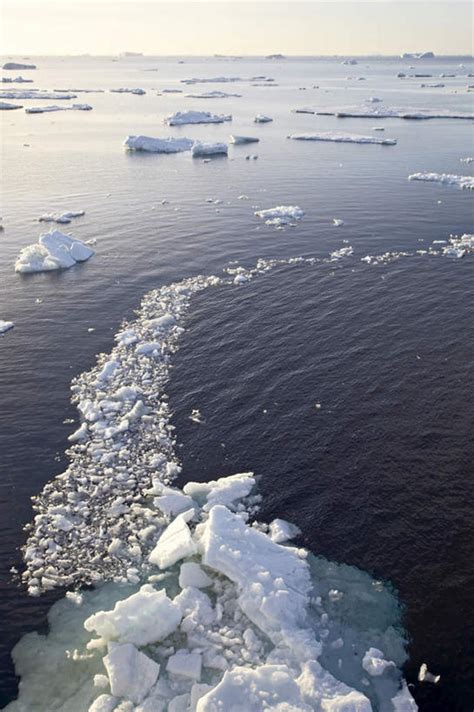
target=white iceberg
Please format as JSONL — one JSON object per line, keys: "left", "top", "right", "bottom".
{"left": 191, "top": 141, "right": 228, "bottom": 157}
{"left": 166, "top": 110, "right": 231, "bottom": 126}
{"left": 124, "top": 135, "right": 194, "bottom": 153}
{"left": 229, "top": 135, "right": 259, "bottom": 144}
{"left": 289, "top": 131, "right": 397, "bottom": 146}
{"left": 408, "top": 172, "right": 474, "bottom": 190}
{"left": 255, "top": 205, "right": 305, "bottom": 226}
{"left": 0, "top": 101, "right": 22, "bottom": 110}
{"left": 2, "top": 62, "right": 36, "bottom": 70}
{"left": 39, "top": 210, "right": 85, "bottom": 224}
{"left": 254, "top": 114, "right": 273, "bottom": 123}
{"left": 0, "top": 320, "right": 14, "bottom": 334}
{"left": 110, "top": 87, "right": 145, "bottom": 95}
{"left": 15, "top": 229, "right": 95, "bottom": 273}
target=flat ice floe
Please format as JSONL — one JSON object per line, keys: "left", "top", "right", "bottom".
{"left": 124, "top": 135, "right": 195, "bottom": 153}
{"left": 166, "top": 110, "right": 232, "bottom": 125}
{"left": 0, "top": 101, "right": 22, "bottom": 110}
{"left": 180, "top": 76, "right": 242, "bottom": 84}
{"left": 2, "top": 62, "right": 36, "bottom": 70}
{"left": 7, "top": 264, "right": 417, "bottom": 712}
{"left": 1, "top": 75, "right": 33, "bottom": 83}
{"left": 408, "top": 172, "right": 474, "bottom": 190}
{"left": 110, "top": 87, "right": 146, "bottom": 95}
{"left": 294, "top": 104, "right": 474, "bottom": 120}
{"left": 26, "top": 103, "right": 92, "bottom": 114}
{"left": 0, "top": 90, "right": 77, "bottom": 100}
{"left": 185, "top": 90, "right": 241, "bottom": 99}
{"left": 15, "top": 229, "right": 95, "bottom": 273}
{"left": 192, "top": 141, "right": 228, "bottom": 157}
{"left": 229, "top": 134, "right": 259, "bottom": 144}
{"left": 254, "top": 114, "right": 273, "bottom": 123}
{"left": 255, "top": 205, "right": 305, "bottom": 226}
{"left": 0, "top": 320, "right": 14, "bottom": 334}
{"left": 289, "top": 132, "right": 397, "bottom": 146}
{"left": 39, "top": 210, "right": 85, "bottom": 224}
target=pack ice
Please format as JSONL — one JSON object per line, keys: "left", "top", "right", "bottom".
{"left": 289, "top": 132, "right": 397, "bottom": 146}
{"left": 166, "top": 110, "right": 232, "bottom": 126}
{"left": 15, "top": 229, "right": 95, "bottom": 273}
{"left": 408, "top": 172, "right": 474, "bottom": 190}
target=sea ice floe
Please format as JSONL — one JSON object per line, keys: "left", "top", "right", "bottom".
{"left": 2, "top": 62, "right": 36, "bottom": 70}
{"left": 295, "top": 104, "right": 474, "bottom": 120}
{"left": 15, "top": 229, "right": 95, "bottom": 273}
{"left": 39, "top": 210, "right": 85, "bottom": 224}
{"left": 1, "top": 75, "right": 33, "bottom": 83}
{"left": 460, "top": 157, "right": 474, "bottom": 163}
{"left": 166, "top": 110, "right": 231, "bottom": 126}
{"left": 0, "top": 90, "right": 77, "bottom": 100}
{"left": 124, "top": 135, "right": 194, "bottom": 153}
{"left": 255, "top": 205, "right": 305, "bottom": 226}
{"left": 408, "top": 172, "right": 474, "bottom": 190}
{"left": 254, "top": 114, "right": 273, "bottom": 123}
{"left": 25, "top": 104, "right": 92, "bottom": 114}
{"left": 418, "top": 663, "right": 440, "bottom": 684}
{"left": 110, "top": 88, "right": 146, "bottom": 95}
{"left": 330, "top": 246, "right": 354, "bottom": 260}
{"left": 191, "top": 141, "right": 228, "bottom": 157}
{"left": 104, "top": 643, "right": 160, "bottom": 703}
{"left": 185, "top": 90, "right": 241, "bottom": 99}
{"left": 0, "top": 101, "right": 22, "bottom": 110}
{"left": 181, "top": 76, "right": 242, "bottom": 85}
{"left": 289, "top": 132, "right": 397, "bottom": 146}
{"left": 0, "top": 320, "right": 14, "bottom": 334}
{"left": 229, "top": 134, "right": 259, "bottom": 144}
{"left": 333, "top": 218, "right": 344, "bottom": 226}
{"left": 269, "top": 518, "right": 301, "bottom": 543}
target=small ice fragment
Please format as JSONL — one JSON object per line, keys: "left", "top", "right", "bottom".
{"left": 0, "top": 320, "right": 14, "bottom": 334}
{"left": 333, "top": 218, "right": 344, "bottom": 226}
{"left": 269, "top": 518, "right": 302, "bottom": 543}
{"left": 229, "top": 135, "right": 259, "bottom": 145}
{"left": 148, "top": 512, "right": 197, "bottom": 568}
{"left": 418, "top": 663, "right": 440, "bottom": 684}
{"left": 189, "top": 409, "right": 204, "bottom": 423}
{"left": 254, "top": 114, "right": 273, "bottom": 123}
{"left": 166, "top": 651, "right": 202, "bottom": 681}
{"left": 103, "top": 643, "right": 160, "bottom": 703}
{"left": 179, "top": 562, "right": 213, "bottom": 589}
{"left": 362, "top": 647, "right": 395, "bottom": 676}
{"left": 166, "top": 110, "right": 231, "bottom": 126}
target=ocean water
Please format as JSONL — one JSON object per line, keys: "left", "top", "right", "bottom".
{"left": 0, "top": 55, "right": 473, "bottom": 710}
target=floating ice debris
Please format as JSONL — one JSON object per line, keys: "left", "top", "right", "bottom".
{"left": 420, "top": 83, "right": 445, "bottom": 88}
{"left": 418, "top": 663, "right": 440, "bottom": 684}
{"left": 189, "top": 409, "right": 204, "bottom": 423}
{"left": 181, "top": 76, "right": 242, "bottom": 85}
{"left": 54, "top": 88, "right": 105, "bottom": 93}
{"left": 330, "top": 246, "right": 354, "bottom": 260}
{"left": 110, "top": 87, "right": 146, "bottom": 95}
{"left": 245, "top": 154, "right": 258, "bottom": 160}
{"left": 191, "top": 141, "right": 228, "bottom": 157}
{"left": 0, "top": 90, "right": 77, "bottom": 100}
{"left": 124, "top": 135, "right": 194, "bottom": 153}
{"left": 289, "top": 132, "right": 397, "bottom": 146}
{"left": 160, "top": 88, "right": 183, "bottom": 93}
{"left": 333, "top": 218, "right": 344, "bottom": 226}
{"left": 25, "top": 103, "right": 92, "bottom": 114}
{"left": 460, "top": 157, "right": 474, "bottom": 163}
{"left": 185, "top": 90, "right": 241, "bottom": 99}
{"left": 408, "top": 172, "right": 474, "bottom": 190}
{"left": 255, "top": 205, "right": 305, "bottom": 226}
{"left": 295, "top": 104, "right": 474, "bottom": 120}
{"left": 442, "top": 233, "right": 473, "bottom": 258}
{"left": 15, "top": 229, "right": 95, "bottom": 273}
{"left": 166, "top": 110, "right": 231, "bottom": 126}
{"left": 269, "top": 518, "right": 301, "bottom": 543}
{"left": 254, "top": 114, "right": 273, "bottom": 123}
{"left": 229, "top": 135, "right": 259, "bottom": 145}
{"left": 342, "top": 58, "right": 358, "bottom": 65}
{"left": 0, "top": 101, "right": 22, "bottom": 110}
{"left": 367, "top": 97, "right": 382, "bottom": 103}
{"left": 373, "top": 126, "right": 385, "bottom": 131}
{"left": 402, "top": 51, "right": 435, "bottom": 59}
{"left": 362, "top": 648, "right": 396, "bottom": 676}
{"left": 1, "top": 75, "right": 33, "bottom": 83}
{"left": 0, "top": 320, "right": 14, "bottom": 334}
{"left": 39, "top": 210, "right": 85, "bottom": 224}
{"left": 2, "top": 62, "right": 36, "bottom": 70}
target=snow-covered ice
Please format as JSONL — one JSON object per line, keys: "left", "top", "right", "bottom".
{"left": 166, "top": 110, "right": 231, "bottom": 126}
{"left": 1, "top": 75, "right": 33, "bottom": 83}
{"left": 191, "top": 141, "right": 228, "bottom": 157}
{"left": 254, "top": 114, "right": 273, "bottom": 123}
{"left": 110, "top": 87, "right": 146, "bottom": 95}
{"left": 2, "top": 62, "right": 36, "bottom": 70}
{"left": 418, "top": 663, "right": 440, "bottom": 684}
{"left": 25, "top": 103, "right": 92, "bottom": 113}
{"left": 15, "top": 229, "right": 95, "bottom": 273}
{"left": 0, "top": 320, "right": 14, "bottom": 334}
{"left": 39, "top": 210, "right": 85, "bottom": 224}
{"left": 185, "top": 90, "right": 241, "bottom": 99}
{"left": 255, "top": 205, "right": 305, "bottom": 226}
{"left": 0, "top": 101, "right": 22, "bottom": 110}
{"left": 229, "top": 135, "right": 259, "bottom": 144}
{"left": 289, "top": 131, "right": 397, "bottom": 146}
{"left": 408, "top": 172, "right": 474, "bottom": 190}
{"left": 295, "top": 103, "right": 474, "bottom": 120}
{"left": 124, "top": 135, "right": 194, "bottom": 153}
{"left": 0, "top": 90, "right": 77, "bottom": 100}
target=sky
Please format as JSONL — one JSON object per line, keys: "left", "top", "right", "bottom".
{"left": 1, "top": 1, "right": 472, "bottom": 56}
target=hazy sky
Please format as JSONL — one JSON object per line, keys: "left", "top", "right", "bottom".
{"left": 2, "top": 1, "right": 472, "bottom": 56}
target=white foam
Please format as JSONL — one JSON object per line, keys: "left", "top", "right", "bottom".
{"left": 289, "top": 131, "right": 397, "bottom": 146}
{"left": 166, "top": 110, "right": 231, "bottom": 126}
{"left": 408, "top": 172, "right": 474, "bottom": 190}
{"left": 124, "top": 135, "right": 194, "bottom": 153}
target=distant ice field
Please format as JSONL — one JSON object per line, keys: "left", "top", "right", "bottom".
{"left": 0, "top": 54, "right": 473, "bottom": 712}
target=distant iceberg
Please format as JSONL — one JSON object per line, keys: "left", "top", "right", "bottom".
{"left": 2, "top": 62, "right": 36, "bottom": 70}
{"left": 0, "top": 101, "right": 22, "bottom": 110}
{"left": 229, "top": 135, "right": 259, "bottom": 144}
{"left": 15, "top": 229, "right": 95, "bottom": 273}
{"left": 185, "top": 90, "right": 241, "bottom": 99}
{"left": 181, "top": 76, "right": 242, "bottom": 85}
{"left": 110, "top": 87, "right": 146, "bottom": 95}
{"left": 0, "top": 90, "right": 77, "bottom": 100}
{"left": 166, "top": 110, "right": 231, "bottom": 126}
{"left": 39, "top": 210, "right": 85, "bottom": 224}
{"left": 1, "top": 75, "right": 33, "bottom": 83}
{"left": 408, "top": 172, "right": 474, "bottom": 190}
{"left": 289, "top": 132, "right": 397, "bottom": 146}
{"left": 295, "top": 104, "right": 474, "bottom": 121}
{"left": 25, "top": 103, "right": 92, "bottom": 114}
{"left": 124, "top": 135, "right": 194, "bottom": 153}
{"left": 254, "top": 114, "right": 273, "bottom": 123}
{"left": 401, "top": 51, "right": 435, "bottom": 59}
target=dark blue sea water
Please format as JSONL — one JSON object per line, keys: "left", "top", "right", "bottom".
{"left": 0, "top": 55, "right": 473, "bottom": 710}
